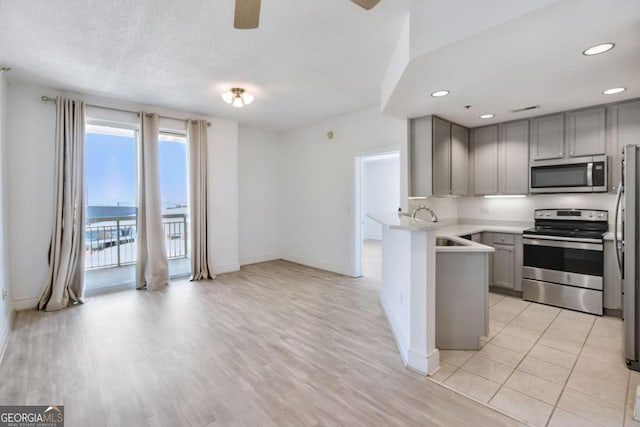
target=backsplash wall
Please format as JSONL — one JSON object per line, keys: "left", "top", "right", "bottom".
{"left": 407, "top": 193, "right": 617, "bottom": 227}
{"left": 457, "top": 193, "right": 617, "bottom": 225}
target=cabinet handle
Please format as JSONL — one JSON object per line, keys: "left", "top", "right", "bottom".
{"left": 570, "top": 151, "right": 574, "bottom": 155}
{"left": 559, "top": 152, "right": 563, "bottom": 156}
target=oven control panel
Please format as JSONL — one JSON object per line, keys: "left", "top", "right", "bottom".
{"left": 534, "top": 209, "right": 608, "bottom": 221}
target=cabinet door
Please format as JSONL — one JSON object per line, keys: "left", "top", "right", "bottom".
{"left": 451, "top": 124, "right": 469, "bottom": 196}
{"left": 568, "top": 107, "right": 606, "bottom": 157}
{"left": 493, "top": 244, "right": 515, "bottom": 289}
{"left": 432, "top": 117, "right": 451, "bottom": 196}
{"left": 530, "top": 114, "right": 565, "bottom": 161}
{"left": 409, "top": 116, "right": 431, "bottom": 197}
{"left": 608, "top": 101, "right": 640, "bottom": 193}
{"left": 500, "top": 120, "right": 529, "bottom": 194}
{"left": 473, "top": 125, "right": 499, "bottom": 195}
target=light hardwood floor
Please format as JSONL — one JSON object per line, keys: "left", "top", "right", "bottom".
{"left": 0, "top": 261, "right": 519, "bottom": 426}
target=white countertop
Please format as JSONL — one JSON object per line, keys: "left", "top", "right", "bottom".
{"left": 437, "top": 224, "right": 529, "bottom": 237}
{"left": 368, "top": 213, "right": 440, "bottom": 232}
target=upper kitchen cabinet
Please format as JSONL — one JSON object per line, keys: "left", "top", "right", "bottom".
{"left": 472, "top": 125, "right": 499, "bottom": 195}
{"left": 451, "top": 124, "right": 470, "bottom": 195}
{"left": 499, "top": 120, "right": 529, "bottom": 195}
{"left": 608, "top": 100, "right": 640, "bottom": 192}
{"left": 567, "top": 107, "right": 606, "bottom": 157}
{"left": 530, "top": 113, "right": 565, "bottom": 161}
{"left": 472, "top": 121, "right": 528, "bottom": 196}
{"left": 409, "top": 115, "right": 469, "bottom": 197}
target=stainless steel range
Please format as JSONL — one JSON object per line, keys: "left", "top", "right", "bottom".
{"left": 522, "top": 209, "right": 608, "bottom": 315}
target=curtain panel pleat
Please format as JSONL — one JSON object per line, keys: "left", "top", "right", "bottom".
{"left": 187, "top": 120, "right": 214, "bottom": 280}
{"left": 136, "top": 113, "right": 169, "bottom": 290}
{"left": 38, "top": 97, "right": 86, "bottom": 311}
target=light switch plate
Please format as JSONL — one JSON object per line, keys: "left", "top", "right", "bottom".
{"left": 1, "top": 288, "right": 6, "bottom": 300}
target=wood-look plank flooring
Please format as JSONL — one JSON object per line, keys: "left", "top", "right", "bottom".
{"left": 0, "top": 260, "right": 519, "bottom": 426}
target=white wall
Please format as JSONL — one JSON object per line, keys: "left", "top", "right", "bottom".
{"left": 280, "top": 106, "right": 408, "bottom": 276}
{"left": 7, "top": 82, "right": 240, "bottom": 309}
{"left": 238, "top": 126, "right": 282, "bottom": 265}
{"left": 457, "top": 193, "right": 617, "bottom": 226}
{"left": 0, "top": 71, "right": 13, "bottom": 360}
{"left": 362, "top": 154, "right": 400, "bottom": 240}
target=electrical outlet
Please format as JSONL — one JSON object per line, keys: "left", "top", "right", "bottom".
{"left": 1, "top": 288, "right": 7, "bottom": 300}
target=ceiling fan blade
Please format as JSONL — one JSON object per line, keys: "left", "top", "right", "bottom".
{"left": 350, "top": 0, "right": 381, "bottom": 10}
{"left": 234, "top": 0, "right": 261, "bottom": 29}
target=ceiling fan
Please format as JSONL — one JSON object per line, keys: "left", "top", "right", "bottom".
{"left": 234, "top": 0, "right": 381, "bottom": 29}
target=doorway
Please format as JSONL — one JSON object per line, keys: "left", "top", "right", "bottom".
{"left": 354, "top": 151, "right": 400, "bottom": 282}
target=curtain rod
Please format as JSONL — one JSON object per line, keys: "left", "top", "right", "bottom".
{"left": 41, "top": 95, "right": 211, "bottom": 126}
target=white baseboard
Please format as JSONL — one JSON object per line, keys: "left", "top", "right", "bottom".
{"left": 0, "top": 309, "right": 15, "bottom": 366}
{"left": 380, "top": 296, "right": 409, "bottom": 366}
{"left": 240, "top": 254, "right": 282, "bottom": 266}
{"left": 281, "top": 253, "right": 352, "bottom": 277}
{"left": 12, "top": 296, "right": 38, "bottom": 311}
{"left": 212, "top": 263, "right": 241, "bottom": 275}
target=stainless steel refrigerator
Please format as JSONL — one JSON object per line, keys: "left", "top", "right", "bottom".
{"left": 617, "top": 145, "right": 640, "bottom": 370}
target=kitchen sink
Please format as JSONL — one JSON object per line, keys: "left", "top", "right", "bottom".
{"left": 435, "top": 237, "right": 467, "bottom": 247}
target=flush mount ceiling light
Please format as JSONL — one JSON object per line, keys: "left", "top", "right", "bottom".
{"left": 603, "top": 87, "right": 626, "bottom": 95}
{"left": 479, "top": 114, "right": 495, "bottom": 119}
{"left": 431, "top": 90, "right": 450, "bottom": 97}
{"left": 582, "top": 43, "right": 615, "bottom": 56}
{"left": 221, "top": 88, "right": 254, "bottom": 108}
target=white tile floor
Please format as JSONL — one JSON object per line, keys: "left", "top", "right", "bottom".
{"left": 430, "top": 293, "right": 640, "bottom": 427}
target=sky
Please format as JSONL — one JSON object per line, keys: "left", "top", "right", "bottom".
{"left": 86, "top": 132, "right": 188, "bottom": 207}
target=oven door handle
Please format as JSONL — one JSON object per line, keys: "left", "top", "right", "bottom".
{"left": 522, "top": 234, "right": 602, "bottom": 244}
{"left": 523, "top": 238, "right": 603, "bottom": 251}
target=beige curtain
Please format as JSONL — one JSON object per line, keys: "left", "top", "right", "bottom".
{"left": 136, "top": 113, "right": 169, "bottom": 290}
{"left": 38, "top": 97, "right": 86, "bottom": 311}
{"left": 187, "top": 120, "right": 214, "bottom": 280}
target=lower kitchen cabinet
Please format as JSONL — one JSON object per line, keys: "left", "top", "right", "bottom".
{"left": 604, "top": 240, "right": 623, "bottom": 311}
{"left": 482, "top": 232, "right": 523, "bottom": 292}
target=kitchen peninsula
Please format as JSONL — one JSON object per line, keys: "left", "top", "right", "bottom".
{"left": 368, "top": 212, "right": 440, "bottom": 375}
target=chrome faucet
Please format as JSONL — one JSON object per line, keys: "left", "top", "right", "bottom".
{"left": 411, "top": 205, "right": 439, "bottom": 222}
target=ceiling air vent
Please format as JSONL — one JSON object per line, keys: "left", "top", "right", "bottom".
{"left": 510, "top": 105, "right": 540, "bottom": 113}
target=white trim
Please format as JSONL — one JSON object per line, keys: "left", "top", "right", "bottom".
{"left": 12, "top": 297, "right": 38, "bottom": 311}
{"left": 281, "top": 254, "right": 352, "bottom": 277}
{"left": 212, "top": 263, "right": 241, "bottom": 275}
{"left": 408, "top": 347, "right": 440, "bottom": 376}
{"left": 380, "top": 296, "right": 409, "bottom": 366}
{"left": 239, "top": 254, "right": 282, "bottom": 266}
{"left": 0, "top": 309, "right": 15, "bottom": 366}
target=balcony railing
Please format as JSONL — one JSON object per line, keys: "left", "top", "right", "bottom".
{"left": 85, "top": 214, "right": 188, "bottom": 270}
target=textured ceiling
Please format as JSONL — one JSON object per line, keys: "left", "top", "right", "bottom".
{"left": 0, "top": 0, "right": 410, "bottom": 130}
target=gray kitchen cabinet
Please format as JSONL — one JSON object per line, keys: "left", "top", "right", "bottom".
{"left": 567, "top": 107, "right": 606, "bottom": 157}
{"left": 410, "top": 115, "right": 469, "bottom": 197}
{"left": 432, "top": 117, "right": 451, "bottom": 196}
{"left": 499, "top": 120, "right": 529, "bottom": 195}
{"left": 482, "top": 232, "right": 521, "bottom": 292}
{"left": 472, "top": 125, "right": 499, "bottom": 195}
{"left": 608, "top": 100, "right": 640, "bottom": 193}
{"left": 604, "top": 240, "right": 623, "bottom": 312}
{"left": 451, "top": 124, "right": 469, "bottom": 195}
{"left": 530, "top": 113, "right": 565, "bottom": 161}
{"left": 493, "top": 244, "right": 515, "bottom": 290}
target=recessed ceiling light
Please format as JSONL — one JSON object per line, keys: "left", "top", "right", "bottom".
{"left": 431, "top": 90, "right": 449, "bottom": 97}
{"left": 583, "top": 43, "right": 615, "bottom": 56}
{"left": 479, "top": 114, "right": 494, "bottom": 119}
{"left": 603, "top": 87, "right": 626, "bottom": 95}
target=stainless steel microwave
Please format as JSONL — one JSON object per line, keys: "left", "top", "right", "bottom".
{"left": 529, "top": 155, "right": 607, "bottom": 193}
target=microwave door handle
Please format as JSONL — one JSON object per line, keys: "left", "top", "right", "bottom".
{"left": 587, "top": 162, "right": 593, "bottom": 187}
{"left": 614, "top": 180, "right": 624, "bottom": 278}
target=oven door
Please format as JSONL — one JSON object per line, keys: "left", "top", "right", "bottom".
{"left": 523, "top": 236, "right": 604, "bottom": 290}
